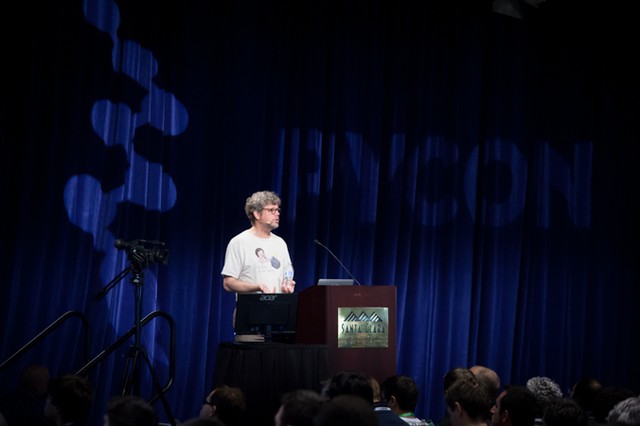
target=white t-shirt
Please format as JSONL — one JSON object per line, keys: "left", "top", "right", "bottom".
{"left": 221, "top": 229, "right": 292, "bottom": 293}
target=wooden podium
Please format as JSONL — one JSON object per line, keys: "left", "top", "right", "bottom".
{"left": 295, "top": 285, "right": 397, "bottom": 383}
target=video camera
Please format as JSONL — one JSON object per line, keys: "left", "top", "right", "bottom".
{"left": 114, "top": 238, "right": 169, "bottom": 268}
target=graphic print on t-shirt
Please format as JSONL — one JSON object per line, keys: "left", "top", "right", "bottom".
{"left": 255, "top": 246, "right": 282, "bottom": 273}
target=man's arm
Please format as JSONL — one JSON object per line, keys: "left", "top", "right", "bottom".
{"left": 223, "top": 275, "right": 274, "bottom": 293}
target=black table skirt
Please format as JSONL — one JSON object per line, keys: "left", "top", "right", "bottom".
{"left": 213, "top": 342, "right": 329, "bottom": 426}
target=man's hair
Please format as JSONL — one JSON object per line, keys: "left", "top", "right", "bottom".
{"left": 381, "top": 375, "right": 420, "bottom": 412}
{"left": 543, "top": 398, "right": 587, "bottom": 426}
{"left": 469, "top": 365, "right": 500, "bottom": 397}
{"left": 182, "top": 418, "right": 226, "bottom": 426}
{"left": 106, "top": 395, "right": 157, "bottom": 426}
{"left": 209, "top": 385, "right": 246, "bottom": 426}
{"left": 592, "top": 387, "right": 637, "bottom": 423}
{"left": 279, "top": 389, "right": 324, "bottom": 426}
{"left": 498, "top": 386, "right": 538, "bottom": 426}
{"left": 19, "top": 364, "right": 50, "bottom": 398}
{"left": 326, "top": 371, "right": 374, "bottom": 403}
{"left": 48, "top": 374, "right": 93, "bottom": 423}
{"left": 443, "top": 367, "right": 475, "bottom": 393}
{"left": 526, "top": 376, "right": 563, "bottom": 416}
{"left": 314, "top": 394, "right": 377, "bottom": 426}
{"left": 445, "top": 376, "right": 492, "bottom": 421}
{"left": 245, "top": 191, "right": 281, "bottom": 223}
{"left": 607, "top": 397, "right": 640, "bottom": 426}
{"left": 570, "top": 377, "right": 601, "bottom": 413}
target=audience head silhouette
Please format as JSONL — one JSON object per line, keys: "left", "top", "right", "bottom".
{"left": 607, "top": 396, "right": 640, "bottom": 426}
{"left": 20, "top": 364, "right": 51, "bottom": 399}
{"left": 274, "top": 389, "right": 324, "bottom": 426}
{"left": 381, "top": 374, "right": 421, "bottom": 415}
{"left": 525, "top": 376, "right": 563, "bottom": 419}
{"left": 326, "top": 371, "right": 374, "bottom": 403}
{"left": 445, "top": 376, "right": 492, "bottom": 426}
{"left": 543, "top": 397, "right": 587, "bottom": 426}
{"left": 469, "top": 365, "right": 501, "bottom": 399}
{"left": 181, "top": 418, "right": 226, "bottom": 426}
{"left": 200, "top": 385, "right": 246, "bottom": 426}
{"left": 104, "top": 395, "right": 157, "bottom": 426}
{"left": 570, "top": 377, "right": 602, "bottom": 415}
{"left": 592, "top": 386, "right": 637, "bottom": 423}
{"left": 0, "top": 364, "right": 51, "bottom": 426}
{"left": 490, "top": 385, "right": 537, "bottom": 426}
{"left": 314, "top": 394, "right": 377, "bottom": 426}
{"left": 45, "top": 374, "right": 93, "bottom": 426}
{"left": 443, "top": 368, "right": 476, "bottom": 395}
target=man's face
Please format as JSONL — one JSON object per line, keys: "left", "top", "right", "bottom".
{"left": 274, "top": 404, "right": 285, "bottom": 426}
{"left": 447, "top": 402, "right": 464, "bottom": 426}
{"left": 491, "top": 390, "right": 508, "bottom": 425}
{"left": 199, "top": 390, "right": 215, "bottom": 418}
{"left": 258, "top": 204, "right": 280, "bottom": 230}
{"left": 44, "top": 395, "right": 57, "bottom": 422}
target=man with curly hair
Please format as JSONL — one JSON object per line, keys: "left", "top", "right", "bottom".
{"left": 525, "top": 376, "right": 563, "bottom": 425}
{"left": 222, "top": 190, "right": 295, "bottom": 295}
{"left": 607, "top": 396, "right": 640, "bottom": 426}
{"left": 221, "top": 190, "right": 296, "bottom": 341}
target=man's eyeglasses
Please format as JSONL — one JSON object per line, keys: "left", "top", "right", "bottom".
{"left": 262, "top": 207, "right": 281, "bottom": 214}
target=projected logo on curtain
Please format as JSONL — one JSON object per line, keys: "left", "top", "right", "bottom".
{"left": 282, "top": 129, "right": 592, "bottom": 228}
{"left": 63, "top": 0, "right": 188, "bottom": 348}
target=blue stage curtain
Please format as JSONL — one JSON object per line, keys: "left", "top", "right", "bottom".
{"left": 1, "top": 1, "right": 638, "bottom": 424}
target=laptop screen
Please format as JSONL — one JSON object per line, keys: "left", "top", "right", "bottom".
{"left": 317, "top": 278, "right": 354, "bottom": 286}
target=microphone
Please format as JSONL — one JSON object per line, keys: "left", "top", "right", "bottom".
{"left": 313, "top": 239, "right": 362, "bottom": 286}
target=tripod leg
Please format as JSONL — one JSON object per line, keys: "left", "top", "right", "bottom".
{"left": 137, "top": 347, "right": 177, "bottom": 426}
{"left": 120, "top": 346, "right": 140, "bottom": 395}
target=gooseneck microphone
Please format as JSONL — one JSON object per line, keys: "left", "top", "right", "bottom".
{"left": 313, "top": 239, "right": 362, "bottom": 286}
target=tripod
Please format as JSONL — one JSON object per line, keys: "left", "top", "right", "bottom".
{"left": 95, "top": 240, "right": 176, "bottom": 425}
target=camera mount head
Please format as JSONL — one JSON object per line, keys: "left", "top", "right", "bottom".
{"left": 114, "top": 238, "right": 169, "bottom": 270}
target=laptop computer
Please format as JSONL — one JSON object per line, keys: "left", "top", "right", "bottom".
{"left": 317, "top": 278, "right": 354, "bottom": 286}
